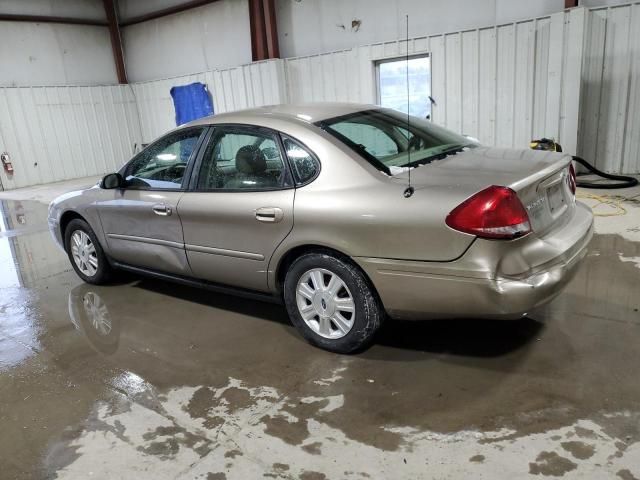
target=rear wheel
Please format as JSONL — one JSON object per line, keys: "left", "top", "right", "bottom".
{"left": 284, "top": 252, "right": 384, "bottom": 353}
{"left": 64, "top": 218, "right": 112, "bottom": 285}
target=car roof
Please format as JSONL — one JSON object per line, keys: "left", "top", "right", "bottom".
{"left": 184, "top": 102, "right": 378, "bottom": 127}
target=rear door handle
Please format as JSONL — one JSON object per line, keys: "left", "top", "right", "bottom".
{"left": 152, "top": 203, "right": 172, "bottom": 216}
{"left": 255, "top": 207, "right": 283, "bottom": 223}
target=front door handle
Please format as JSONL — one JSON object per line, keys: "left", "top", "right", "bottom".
{"left": 152, "top": 203, "right": 172, "bottom": 216}
{"left": 255, "top": 207, "right": 283, "bottom": 223}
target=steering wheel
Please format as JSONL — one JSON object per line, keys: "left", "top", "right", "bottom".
{"left": 162, "top": 163, "right": 186, "bottom": 182}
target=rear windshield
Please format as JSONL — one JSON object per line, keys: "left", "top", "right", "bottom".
{"left": 317, "top": 109, "right": 477, "bottom": 175}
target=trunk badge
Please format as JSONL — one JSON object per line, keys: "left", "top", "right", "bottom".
{"left": 526, "top": 197, "right": 545, "bottom": 212}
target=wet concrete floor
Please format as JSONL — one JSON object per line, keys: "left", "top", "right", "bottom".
{"left": 0, "top": 196, "right": 639, "bottom": 479}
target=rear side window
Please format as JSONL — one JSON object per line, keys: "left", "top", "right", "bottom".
{"left": 282, "top": 136, "right": 320, "bottom": 186}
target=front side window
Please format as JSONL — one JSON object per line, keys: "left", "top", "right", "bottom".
{"left": 318, "top": 109, "right": 477, "bottom": 175}
{"left": 197, "top": 127, "right": 290, "bottom": 190}
{"left": 125, "top": 128, "right": 203, "bottom": 189}
{"left": 282, "top": 136, "right": 320, "bottom": 185}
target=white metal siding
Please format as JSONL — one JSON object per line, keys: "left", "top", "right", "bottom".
{"left": 0, "top": 85, "right": 142, "bottom": 190}
{"left": 3, "top": 4, "right": 640, "bottom": 190}
{"left": 0, "top": 22, "right": 118, "bottom": 87}
{"left": 132, "top": 60, "right": 287, "bottom": 143}
{"left": 578, "top": 2, "right": 640, "bottom": 173}
{"left": 284, "top": 10, "right": 586, "bottom": 155}
{"left": 276, "top": 0, "right": 567, "bottom": 59}
{"left": 121, "top": 0, "right": 252, "bottom": 83}
{"left": 0, "top": 60, "right": 286, "bottom": 190}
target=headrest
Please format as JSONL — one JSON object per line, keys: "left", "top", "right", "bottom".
{"left": 235, "top": 145, "right": 267, "bottom": 174}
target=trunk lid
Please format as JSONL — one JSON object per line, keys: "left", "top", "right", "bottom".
{"left": 391, "top": 146, "right": 574, "bottom": 237}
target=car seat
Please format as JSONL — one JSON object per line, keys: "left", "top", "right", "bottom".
{"left": 225, "top": 145, "right": 279, "bottom": 189}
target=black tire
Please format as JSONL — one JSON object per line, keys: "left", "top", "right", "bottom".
{"left": 283, "top": 252, "right": 384, "bottom": 353}
{"left": 64, "top": 218, "right": 113, "bottom": 285}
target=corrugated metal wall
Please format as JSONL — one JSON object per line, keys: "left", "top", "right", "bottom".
{"left": 0, "top": 60, "right": 286, "bottom": 190}
{"left": 0, "top": 85, "right": 142, "bottom": 190}
{"left": 284, "top": 9, "right": 585, "bottom": 156}
{"left": 2, "top": 5, "right": 640, "bottom": 191}
{"left": 132, "top": 59, "right": 287, "bottom": 143}
{"left": 579, "top": 2, "right": 640, "bottom": 173}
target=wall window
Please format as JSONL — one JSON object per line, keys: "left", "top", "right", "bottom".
{"left": 377, "top": 55, "right": 432, "bottom": 120}
{"left": 198, "top": 127, "right": 290, "bottom": 190}
{"left": 282, "top": 136, "right": 320, "bottom": 185}
{"left": 125, "top": 128, "right": 203, "bottom": 189}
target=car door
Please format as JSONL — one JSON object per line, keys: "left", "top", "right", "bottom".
{"left": 178, "top": 125, "right": 295, "bottom": 292}
{"left": 96, "top": 127, "right": 206, "bottom": 275}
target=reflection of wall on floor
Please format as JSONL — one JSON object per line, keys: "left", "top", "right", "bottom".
{"left": 0, "top": 199, "right": 66, "bottom": 288}
{"left": 0, "top": 200, "right": 20, "bottom": 288}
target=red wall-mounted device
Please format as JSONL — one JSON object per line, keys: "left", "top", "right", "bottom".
{"left": 1, "top": 152, "right": 13, "bottom": 174}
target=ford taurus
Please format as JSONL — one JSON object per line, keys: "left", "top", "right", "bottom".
{"left": 48, "top": 103, "right": 594, "bottom": 353}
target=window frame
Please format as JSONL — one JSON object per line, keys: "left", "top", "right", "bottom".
{"left": 375, "top": 53, "right": 432, "bottom": 120}
{"left": 188, "top": 123, "right": 297, "bottom": 193}
{"left": 118, "top": 126, "right": 208, "bottom": 192}
{"left": 279, "top": 133, "right": 321, "bottom": 187}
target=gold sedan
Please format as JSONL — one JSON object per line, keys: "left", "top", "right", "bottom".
{"left": 48, "top": 103, "right": 593, "bottom": 353}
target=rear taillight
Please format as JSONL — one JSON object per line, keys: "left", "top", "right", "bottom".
{"left": 568, "top": 163, "right": 576, "bottom": 195}
{"left": 445, "top": 186, "right": 531, "bottom": 240}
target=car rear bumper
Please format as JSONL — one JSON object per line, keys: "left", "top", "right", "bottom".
{"left": 355, "top": 201, "right": 594, "bottom": 320}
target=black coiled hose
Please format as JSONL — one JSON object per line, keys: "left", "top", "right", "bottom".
{"left": 572, "top": 156, "right": 638, "bottom": 189}
{"left": 531, "top": 139, "right": 638, "bottom": 189}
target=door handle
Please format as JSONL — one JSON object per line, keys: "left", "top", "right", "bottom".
{"left": 255, "top": 207, "right": 283, "bottom": 223}
{"left": 152, "top": 203, "right": 172, "bottom": 216}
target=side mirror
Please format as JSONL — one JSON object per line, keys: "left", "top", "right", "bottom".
{"left": 100, "top": 173, "right": 124, "bottom": 189}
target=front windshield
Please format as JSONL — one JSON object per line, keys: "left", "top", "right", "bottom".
{"left": 318, "top": 109, "right": 478, "bottom": 174}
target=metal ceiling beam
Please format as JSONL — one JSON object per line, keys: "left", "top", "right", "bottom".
{"left": 119, "top": 0, "right": 221, "bottom": 27}
{"left": 0, "top": 13, "right": 107, "bottom": 26}
{"left": 103, "top": 0, "right": 128, "bottom": 84}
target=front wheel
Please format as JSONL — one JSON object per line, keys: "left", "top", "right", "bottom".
{"left": 64, "top": 218, "right": 113, "bottom": 285}
{"left": 284, "top": 252, "right": 384, "bottom": 353}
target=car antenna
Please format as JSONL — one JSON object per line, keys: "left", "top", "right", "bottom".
{"left": 403, "top": 14, "right": 414, "bottom": 199}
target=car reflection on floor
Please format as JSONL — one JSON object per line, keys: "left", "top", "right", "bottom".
{"left": 68, "top": 284, "right": 120, "bottom": 355}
